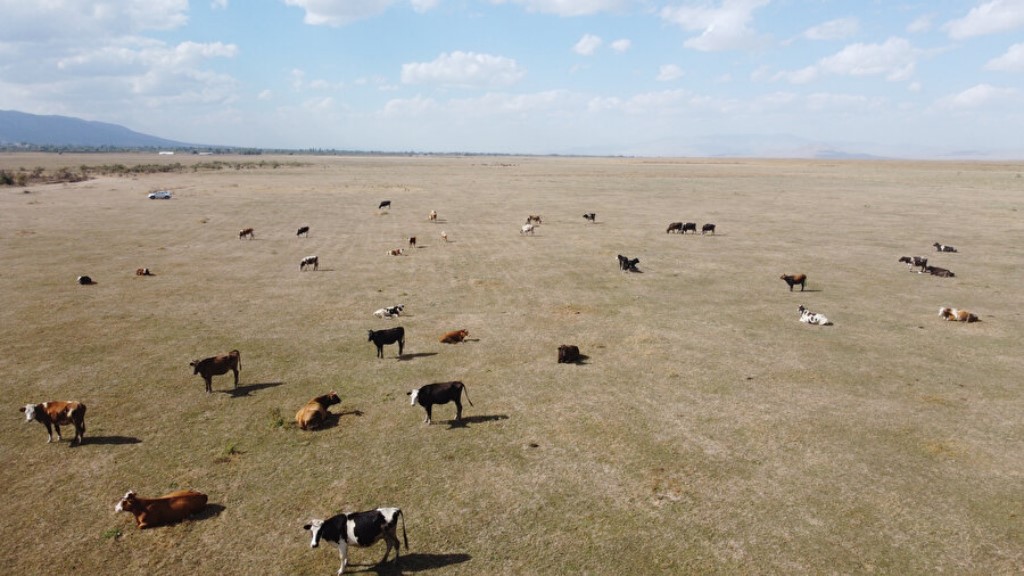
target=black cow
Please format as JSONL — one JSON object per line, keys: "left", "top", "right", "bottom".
{"left": 617, "top": 254, "right": 639, "bottom": 272}
{"left": 558, "top": 345, "right": 581, "bottom": 364}
{"left": 190, "top": 350, "right": 241, "bottom": 393}
{"left": 304, "top": 508, "right": 407, "bottom": 575}
{"left": 408, "top": 381, "right": 473, "bottom": 424}
{"left": 681, "top": 222, "right": 697, "bottom": 234}
{"left": 583, "top": 212, "right": 596, "bottom": 222}
{"left": 297, "top": 226, "right": 310, "bottom": 237}
{"left": 368, "top": 327, "right": 404, "bottom": 358}
{"left": 77, "top": 275, "right": 94, "bottom": 285}
{"left": 701, "top": 223, "right": 716, "bottom": 235}
{"left": 378, "top": 200, "right": 391, "bottom": 210}
{"left": 924, "top": 265, "right": 956, "bottom": 278}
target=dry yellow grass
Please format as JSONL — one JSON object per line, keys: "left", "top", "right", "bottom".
{"left": 1, "top": 153, "right": 1023, "bottom": 575}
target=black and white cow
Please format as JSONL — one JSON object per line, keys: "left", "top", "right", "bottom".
{"left": 300, "top": 255, "right": 319, "bottom": 271}
{"left": 898, "top": 256, "right": 928, "bottom": 271}
{"left": 368, "top": 326, "right": 405, "bottom": 358}
{"left": 304, "top": 508, "right": 408, "bottom": 575}
{"left": 408, "top": 381, "right": 473, "bottom": 424}
{"left": 378, "top": 200, "right": 391, "bottom": 210}
{"left": 681, "top": 222, "right": 697, "bottom": 234}
{"left": 583, "top": 212, "right": 596, "bottom": 222}
{"left": 933, "top": 242, "right": 957, "bottom": 253}
{"left": 373, "top": 304, "right": 404, "bottom": 319}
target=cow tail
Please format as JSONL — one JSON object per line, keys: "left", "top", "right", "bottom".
{"left": 233, "top": 350, "right": 241, "bottom": 371}
{"left": 462, "top": 384, "right": 474, "bottom": 407}
{"left": 398, "top": 509, "right": 409, "bottom": 550}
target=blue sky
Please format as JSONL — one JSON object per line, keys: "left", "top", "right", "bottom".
{"left": 2, "top": 1, "right": 1023, "bottom": 157}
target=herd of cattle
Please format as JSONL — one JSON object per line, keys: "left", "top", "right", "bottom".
{"left": 24, "top": 196, "right": 981, "bottom": 574}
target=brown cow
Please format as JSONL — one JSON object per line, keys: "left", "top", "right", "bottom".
{"left": 190, "top": 350, "right": 241, "bottom": 393}
{"left": 239, "top": 227, "right": 255, "bottom": 239}
{"left": 557, "top": 345, "right": 581, "bottom": 364}
{"left": 780, "top": 273, "right": 807, "bottom": 291}
{"left": 20, "top": 401, "right": 86, "bottom": 445}
{"left": 115, "top": 490, "right": 208, "bottom": 529}
{"left": 439, "top": 329, "right": 469, "bottom": 344}
{"left": 939, "top": 307, "right": 979, "bottom": 323}
{"left": 135, "top": 267, "right": 153, "bottom": 276}
{"left": 296, "top": 392, "right": 342, "bottom": 430}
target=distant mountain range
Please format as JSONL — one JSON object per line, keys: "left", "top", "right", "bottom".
{"left": 0, "top": 110, "right": 192, "bottom": 149}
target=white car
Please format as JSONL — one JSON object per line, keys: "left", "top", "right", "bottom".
{"left": 148, "top": 190, "right": 173, "bottom": 199}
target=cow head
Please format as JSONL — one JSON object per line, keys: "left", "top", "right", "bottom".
{"left": 367, "top": 330, "right": 375, "bottom": 341}
{"left": 115, "top": 491, "right": 138, "bottom": 513}
{"left": 303, "top": 519, "right": 325, "bottom": 548}
{"left": 408, "top": 389, "right": 420, "bottom": 406}
{"left": 19, "top": 404, "right": 38, "bottom": 422}
{"left": 190, "top": 359, "right": 200, "bottom": 374}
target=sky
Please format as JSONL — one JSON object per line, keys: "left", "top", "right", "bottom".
{"left": 1, "top": 0, "right": 1023, "bottom": 157}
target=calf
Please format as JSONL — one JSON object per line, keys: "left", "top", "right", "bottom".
{"left": 558, "top": 344, "right": 581, "bottom": 364}
{"left": 115, "top": 490, "right": 207, "bottom": 529}
{"left": 373, "top": 304, "right": 404, "bottom": 319}
{"left": 304, "top": 508, "right": 407, "bottom": 575}
{"left": 408, "top": 381, "right": 473, "bottom": 424}
{"left": 297, "top": 226, "right": 310, "bottom": 237}
{"left": 933, "top": 242, "right": 957, "bottom": 253}
{"left": 190, "top": 349, "right": 241, "bottom": 393}
{"left": 798, "top": 305, "right": 832, "bottom": 326}
{"left": 20, "top": 401, "right": 86, "bottom": 445}
{"left": 428, "top": 210, "right": 437, "bottom": 221}
{"left": 296, "top": 391, "right": 342, "bottom": 430}
{"left": 520, "top": 223, "right": 535, "bottom": 235}
{"left": 135, "top": 267, "right": 153, "bottom": 276}
{"left": 78, "top": 275, "right": 94, "bottom": 285}
{"left": 666, "top": 222, "right": 683, "bottom": 233}
{"left": 300, "top": 255, "right": 319, "bottom": 271}
{"left": 378, "top": 200, "right": 391, "bottom": 210}
{"left": 780, "top": 273, "right": 807, "bottom": 291}
{"left": 368, "top": 327, "right": 405, "bottom": 358}
{"left": 898, "top": 256, "right": 928, "bottom": 271}
{"left": 681, "top": 222, "right": 697, "bottom": 234}
{"left": 439, "top": 329, "right": 469, "bottom": 344}
{"left": 239, "top": 227, "right": 255, "bottom": 240}
{"left": 583, "top": 212, "right": 596, "bottom": 222}
{"left": 924, "top": 265, "right": 955, "bottom": 278}
{"left": 701, "top": 223, "right": 716, "bottom": 235}
{"left": 938, "top": 307, "right": 979, "bottom": 323}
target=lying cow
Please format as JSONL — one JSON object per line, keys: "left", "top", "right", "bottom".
{"left": 898, "top": 256, "right": 928, "bottom": 271}
{"left": 387, "top": 248, "right": 404, "bottom": 256}
{"left": 239, "top": 227, "right": 255, "bottom": 240}
{"left": 408, "top": 381, "right": 474, "bottom": 424}
{"left": 296, "top": 392, "right": 342, "bottom": 430}
{"left": 297, "top": 225, "right": 310, "bottom": 237}
{"left": 368, "top": 327, "right": 404, "bottom": 358}
{"left": 939, "top": 307, "right": 979, "bottom": 323}
{"left": 558, "top": 344, "right": 581, "bottom": 364}
{"left": 20, "top": 401, "right": 87, "bottom": 445}
{"left": 135, "top": 267, "right": 153, "bottom": 276}
{"left": 583, "top": 212, "right": 596, "bottom": 222}
{"left": 304, "top": 507, "right": 408, "bottom": 575}
{"left": 520, "top": 223, "right": 535, "bottom": 235}
{"left": 77, "top": 275, "right": 94, "bottom": 285}
{"left": 701, "top": 223, "right": 716, "bottom": 235}
{"left": 923, "top": 265, "right": 955, "bottom": 278}
{"left": 190, "top": 349, "right": 241, "bottom": 393}
{"left": 300, "top": 255, "right": 319, "bottom": 271}
{"left": 666, "top": 222, "right": 683, "bottom": 233}
{"left": 780, "top": 273, "right": 807, "bottom": 291}
{"left": 439, "top": 329, "right": 469, "bottom": 344}
{"left": 373, "top": 304, "right": 404, "bottom": 319}
{"left": 115, "top": 489, "right": 208, "bottom": 529}
{"left": 798, "top": 305, "right": 832, "bottom": 326}
{"left": 933, "top": 242, "right": 957, "bottom": 253}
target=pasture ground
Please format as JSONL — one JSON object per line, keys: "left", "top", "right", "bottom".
{"left": 1, "top": 153, "right": 1022, "bottom": 575}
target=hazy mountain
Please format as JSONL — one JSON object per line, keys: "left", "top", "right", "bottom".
{"left": 0, "top": 110, "right": 192, "bottom": 148}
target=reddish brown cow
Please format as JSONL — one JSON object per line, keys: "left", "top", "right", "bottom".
{"left": 296, "top": 392, "right": 342, "bottom": 430}
{"left": 190, "top": 350, "right": 241, "bottom": 393}
{"left": 780, "top": 273, "right": 807, "bottom": 292}
{"left": 20, "top": 401, "right": 87, "bottom": 445}
{"left": 439, "top": 329, "right": 469, "bottom": 344}
{"left": 115, "top": 490, "right": 208, "bottom": 529}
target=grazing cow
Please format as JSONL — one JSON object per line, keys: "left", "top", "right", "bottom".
{"left": 296, "top": 391, "right": 342, "bottom": 430}
{"left": 520, "top": 223, "right": 535, "bottom": 235}
{"left": 617, "top": 254, "right": 640, "bottom": 272}
{"left": 898, "top": 256, "right": 928, "bottom": 271}
{"left": 701, "top": 223, "right": 716, "bottom": 235}
{"left": 300, "top": 255, "right": 319, "bottom": 271}
{"left": 666, "top": 222, "right": 683, "bottom": 233}
{"left": 304, "top": 508, "right": 408, "bottom": 575}
{"left": 387, "top": 248, "right": 404, "bottom": 256}
{"left": 135, "top": 267, "right": 153, "bottom": 276}
{"left": 681, "top": 222, "right": 697, "bottom": 234}
{"left": 239, "top": 227, "right": 255, "bottom": 240}
{"left": 798, "top": 305, "right": 832, "bottom": 326}
{"left": 297, "top": 226, "right": 310, "bottom": 237}
{"left": 408, "top": 381, "right": 473, "bottom": 424}
{"left": 557, "top": 345, "right": 581, "bottom": 364}
{"left": 190, "top": 349, "right": 241, "bottom": 393}
{"left": 77, "top": 275, "right": 94, "bottom": 285}
{"left": 428, "top": 210, "right": 437, "bottom": 221}
{"left": 115, "top": 490, "right": 207, "bottom": 530}
{"left": 583, "top": 212, "right": 596, "bottom": 222}
{"left": 374, "top": 304, "right": 404, "bottom": 319}
{"left": 378, "top": 200, "right": 391, "bottom": 210}
{"left": 939, "top": 307, "right": 979, "bottom": 323}
{"left": 923, "top": 265, "right": 955, "bottom": 278}
{"left": 408, "top": 236, "right": 416, "bottom": 248}
{"left": 526, "top": 215, "right": 542, "bottom": 224}
{"left": 368, "top": 327, "right": 405, "bottom": 358}
{"left": 780, "top": 273, "right": 807, "bottom": 292}
{"left": 439, "top": 329, "right": 469, "bottom": 344}
{"left": 933, "top": 242, "right": 957, "bottom": 253}
{"left": 440, "top": 231, "right": 448, "bottom": 243}
{"left": 20, "top": 401, "right": 86, "bottom": 445}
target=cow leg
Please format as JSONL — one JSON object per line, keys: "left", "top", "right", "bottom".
{"left": 454, "top": 399, "right": 463, "bottom": 421}
{"left": 376, "top": 345, "right": 383, "bottom": 358}
{"left": 53, "top": 423, "right": 63, "bottom": 442}
{"left": 381, "top": 531, "right": 399, "bottom": 564}
{"left": 205, "top": 376, "right": 212, "bottom": 393}
{"left": 336, "top": 541, "right": 349, "bottom": 575}
{"left": 800, "top": 284, "right": 805, "bottom": 292}
{"left": 43, "top": 422, "right": 54, "bottom": 443}
{"left": 424, "top": 406, "right": 432, "bottom": 425}
{"left": 232, "top": 367, "right": 239, "bottom": 388}
{"left": 397, "top": 338, "right": 404, "bottom": 357}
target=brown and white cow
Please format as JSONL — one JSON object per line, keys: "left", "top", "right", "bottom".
{"left": 20, "top": 401, "right": 86, "bottom": 445}
{"left": 190, "top": 350, "right": 241, "bottom": 393}
{"left": 939, "top": 307, "right": 979, "bottom": 323}
{"left": 428, "top": 210, "right": 437, "bottom": 221}
{"left": 239, "top": 228, "right": 255, "bottom": 240}
{"left": 115, "top": 490, "right": 208, "bottom": 529}
{"left": 296, "top": 392, "right": 342, "bottom": 430}
{"left": 439, "top": 329, "right": 469, "bottom": 344}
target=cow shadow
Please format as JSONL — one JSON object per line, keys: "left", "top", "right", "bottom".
{"left": 315, "top": 409, "right": 364, "bottom": 430}
{"left": 355, "top": 552, "right": 471, "bottom": 574}
{"left": 223, "top": 381, "right": 284, "bottom": 398}
{"left": 446, "top": 414, "right": 509, "bottom": 429}
{"left": 561, "top": 354, "right": 591, "bottom": 365}
{"left": 396, "top": 353, "right": 438, "bottom": 362}
{"left": 85, "top": 435, "right": 142, "bottom": 446}
{"left": 193, "top": 503, "right": 226, "bottom": 522}
{"left": 793, "top": 289, "right": 822, "bottom": 293}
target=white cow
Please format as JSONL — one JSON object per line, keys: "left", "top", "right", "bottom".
{"left": 798, "top": 305, "right": 832, "bottom": 326}
{"left": 520, "top": 223, "right": 535, "bottom": 235}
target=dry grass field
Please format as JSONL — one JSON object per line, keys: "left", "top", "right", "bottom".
{"left": 1, "top": 153, "right": 1022, "bottom": 575}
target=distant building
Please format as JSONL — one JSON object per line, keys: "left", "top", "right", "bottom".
{"left": 158, "top": 151, "right": 174, "bottom": 155}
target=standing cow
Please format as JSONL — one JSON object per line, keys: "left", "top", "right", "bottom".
{"left": 20, "top": 401, "right": 87, "bottom": 445}
{"left": 368, "top": 327, "right": 405, "bottom": 358}
{"left": 304, "top": 507, "right": 408, "bottom": 575}
{"left": 408, "top": 381, "right": 473, "bottom": 424}
{"left": 190, "top": 350, "right": 241, "bottom": 393}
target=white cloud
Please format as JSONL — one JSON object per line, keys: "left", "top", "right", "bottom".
{"left": 944, "top": 0, "right": 1024, "bottom": 39}
{"left": 211, "top": 0, "right": 229, "bottom": 9}
{"left": 938, "top": 83, "right": 1018, "bottom": 108}
{"left": 410, "top": 0, "right": 438, "bottom": 12}
{"left": 818, "top": 37, "right": 918, "bottom": 81}
{"left": 1, "top": 0, "right": 189, "bottom": 42}
{"left": 777, "top": 65, "right": 818, "bottom": 84}
{"left": 491, "top": 0, "right": 636, "bottom": 17}
{"left": 907, "top": 14, "right": 933, "bottom": 34}
{"left": 283, "top": 0, "right": 394, "bottom": 26}
{"left": 610, "top": 39, "right": 632, "bottom": 53}
{"left": 804, "top": 17, "right": 859, "bottom": 41}
{"left": 401, "top": 51, "right": 526, "bottom": 87}
{"left": 660, "top": 0, "right": 770, "bottom": 52}
{"left": 656, "top": 64, "right": 684, "bottom": 81}
{"left": 573, "top": 34, "right": 602, "bottom": 56}
{"left": 985, "top": 42, "right": 1024, "bottom": 71}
